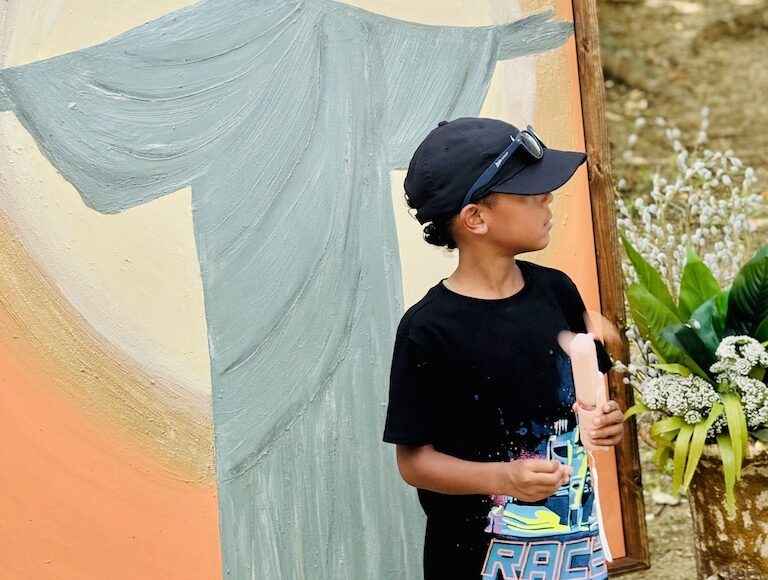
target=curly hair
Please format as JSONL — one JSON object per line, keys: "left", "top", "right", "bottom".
{"left": 406, "top": 193, "right": 497, "bottom": 250}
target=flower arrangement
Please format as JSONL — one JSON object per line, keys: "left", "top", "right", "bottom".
{"left": 616, "top": 110, "right": 767, "bottom": 515}
{"left": 623, "top": 240, "right": 768, "bottom": 514}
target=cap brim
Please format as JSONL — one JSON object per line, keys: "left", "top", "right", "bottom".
{"left": 490, "top": 149, "right": 587, "bottom": 195}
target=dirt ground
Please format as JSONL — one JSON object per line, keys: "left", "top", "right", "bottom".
{"left": 595, "top": 0, "right": 768, "bottom": 577}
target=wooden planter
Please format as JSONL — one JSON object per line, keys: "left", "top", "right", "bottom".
{"left": 688, "top": 440, "right": 768, "bottom": 579}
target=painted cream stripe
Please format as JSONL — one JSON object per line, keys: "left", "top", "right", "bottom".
{"left": 0, "top": 210, "right": 214, "bottom": 481}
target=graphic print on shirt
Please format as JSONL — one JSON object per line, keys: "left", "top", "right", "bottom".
{"left": 485, "top": 422, "right": 596, "bottom": 538}
{"left": 480, "top": 353, "right": 607, "bottom": 580}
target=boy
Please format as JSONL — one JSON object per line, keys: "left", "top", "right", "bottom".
{"left": 383, "top": 117, "right": 625, "bottom": 579}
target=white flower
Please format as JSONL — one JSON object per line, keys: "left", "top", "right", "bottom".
{"left": 640, "top": 374, "right": 720, "bottom": 422}
{"left": 684, "top": 410, "right": 703, "bottom": 424}
{"left": 711, "top": 336, "right": 768, "bottom": 377}
{"left": 721, "top": 375, "right": 768, "bottom": 429}
{"left": 640, "top": 377, "right": 669, "bottom": 411}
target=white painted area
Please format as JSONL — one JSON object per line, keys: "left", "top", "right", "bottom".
{"left": 343, "top": 0, "right": 506, "bottom": 25}
{"left": 482, "top": 0, "right": 537, "bottom": 125}
{"left": 2, "top": 0, "right": 195, "bottom": 66}
{"left": 0, "top": 115, "right": 212, "bottom": 395}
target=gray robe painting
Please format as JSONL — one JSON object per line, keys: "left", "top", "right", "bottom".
{"left": 0, "top": 0, "right": 574, "bottom": 577}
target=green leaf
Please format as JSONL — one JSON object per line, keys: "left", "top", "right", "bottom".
{"left": 624, "top": 402, "right": 650, "bottom": 420}
{"left": 689, "top": 292, "right": 729, "bottom": 355}
{"left": 716, "top": 434, "right": 737, "bottom": 517}
{"left": 654, "top": 442, "right": 672, "bottom": 470}
{"left": 752, "top": 428, "right": 768, "bottom": 442}
{"left": 726, "top": 244, "right": 768, "bottom": 336}
{"left": 650, "top": 363, "right": 692, "bottom": 377}
{"left": 682, "top": 402, "right": 724, "bottom": 491}
{"left": 626, "top": 283, "right": 680, "bottom": 344}
{"left": 660, "top": 323, "right": 717, "bottom": 375}
{"left": 659, "top": 291, "right": 731, "bottom": 378}
{"left": 622, "top": 237, "right": 680, "bottom": 317}
{"left": 650, "top": 415, "right": 685, "bottom": 438}
{"left": 650, "top": 425, "right": 676, "bottom": 470}
{"left": 672, "top": 424, "right": 693, "bottom": 495}
{"left": 626, "top": 284, "right": 707, "bottom": 376}
{"left": 755, "top": 315, "right": 768, "bottom": 342}
{"left": 679, "top": 247, "right": 721, "bottom": 320}
{"left": 722, "top": 392, "right": 748, "bottom": 476}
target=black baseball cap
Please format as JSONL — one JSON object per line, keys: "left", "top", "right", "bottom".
{"left": 404, "top": 117, "right": 587, "bottom": 224}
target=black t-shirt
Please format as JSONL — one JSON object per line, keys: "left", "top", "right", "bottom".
{"left": 383, "top": 260, "right": 612, "bottom": 580}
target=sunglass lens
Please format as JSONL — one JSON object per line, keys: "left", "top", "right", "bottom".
{"left": 520, "top": 131, "right": 543, "bottom": 159}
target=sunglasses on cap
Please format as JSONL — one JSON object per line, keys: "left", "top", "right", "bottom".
{"left": 460, "top": 125, "right": 546, "bottom": 208}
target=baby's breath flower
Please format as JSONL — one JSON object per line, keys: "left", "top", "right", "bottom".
{"left": 684, "top": 410, "right": 703, "bottom": 424}
{"left": 639, "top": 374, "right": 720, "bottom": 423}
{"left": 711, "top": 336, "right": 768, "bottom": 376}
{"left": 719, "top": 375, "right": 768, "bottom": 429}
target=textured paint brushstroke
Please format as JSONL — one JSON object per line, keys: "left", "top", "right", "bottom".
{"left": 0, "top": 211, "right": 214, "bottom": 480}
{"left": 0, "top": 0, "right": 574, "bottom": 577}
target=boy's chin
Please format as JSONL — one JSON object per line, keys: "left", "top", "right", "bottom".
{"left": 521, "top": 236, "right": 551, "bottom": 253}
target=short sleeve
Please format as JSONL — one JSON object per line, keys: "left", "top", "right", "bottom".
{"left": 560, "top": 275, "right": 613, "bottom": 374}
{"left": 383, "top": 329, "right": 437, "bottom": 445}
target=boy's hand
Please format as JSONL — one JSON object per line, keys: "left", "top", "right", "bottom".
{"left": 500, "top": 458, "right": 572, "bottom": 502}
{"left": 582, "top": 400, "right": 624, "bottom": 447}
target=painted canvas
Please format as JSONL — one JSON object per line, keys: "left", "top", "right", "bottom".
{"left": 0, "top": 0, "right": 628, "bottom": 578}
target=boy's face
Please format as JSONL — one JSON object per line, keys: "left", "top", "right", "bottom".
{"left": 482, "top": 192, "right": 554, "bottom": 255}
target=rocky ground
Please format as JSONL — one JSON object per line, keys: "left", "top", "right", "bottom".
{"left": 596, "top": 0, "right": 768, "bottom": 577}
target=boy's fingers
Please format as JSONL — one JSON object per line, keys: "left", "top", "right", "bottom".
{"left": 529, "top": 459, "right": 565, "bottom": 473}
{"left": 532, "top": 470, "right": 568, "bottom": 488}
{"left": 591, "top": 424, "right": 624, "bottom": 439}
{"left": 607, "top": 410, "right": 625, "bottom": 424}
{"left": 602, "top": 400, "right": 621, "bottom": 414}
{"left": 596, "top": 423, "right": 624, "bottom": 435}
{"left": 593, "top": 409, "right": 623, "bottom": 427}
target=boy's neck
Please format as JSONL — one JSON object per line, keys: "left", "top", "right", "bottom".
{"left": 445, "top": 248, "right": 524, "bottom": 299}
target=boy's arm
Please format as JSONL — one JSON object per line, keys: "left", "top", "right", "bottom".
{"left": 396, "top": 444, "right": 572, "bottom": 502}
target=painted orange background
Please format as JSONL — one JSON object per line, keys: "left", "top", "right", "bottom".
{"left": 0, "top": 338, "right": 222, "bottom": 579}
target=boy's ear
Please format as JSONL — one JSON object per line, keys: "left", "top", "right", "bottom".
{"left": 457, "top": 204, "right": 489, "bottom": 236}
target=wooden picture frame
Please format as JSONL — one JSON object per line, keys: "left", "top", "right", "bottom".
{"left": 574, "top": 0, "right": 651, "bottom": 573}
